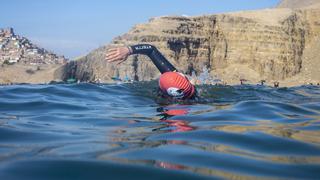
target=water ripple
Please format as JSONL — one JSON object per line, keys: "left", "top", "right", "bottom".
{"left": 0, "top": 83, "right": 319, "bottom": 179}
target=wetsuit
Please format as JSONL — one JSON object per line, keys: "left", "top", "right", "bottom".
{"left": 129, "top": 44, "right": 176, "bottom": 74}
{"left": 129, "top": 44, "right": 196, "bottom": 100}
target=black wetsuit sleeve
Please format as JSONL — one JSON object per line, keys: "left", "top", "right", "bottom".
{"left": 129, "top": 44, "right": 177, "bottom": 74}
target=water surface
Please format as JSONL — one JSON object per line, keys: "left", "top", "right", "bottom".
{"left": 0, "top": 83, "right": 319, "bottom": 179}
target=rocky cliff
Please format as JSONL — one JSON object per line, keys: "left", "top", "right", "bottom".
{"left": 277, "top": 0, "right": 320, "bottom": 8}
{"left": 65, "top": 2, "right": 320, "bottom": 86}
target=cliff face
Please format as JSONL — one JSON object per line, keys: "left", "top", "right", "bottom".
{"left": 277, "top": 0, "right": 320, "bottom": 8}
{"left": 67, "top": 5, "right": 320, "bottom": 85}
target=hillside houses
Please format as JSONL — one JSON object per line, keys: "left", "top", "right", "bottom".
{"left": 0, "top": 28, "right": 67, "bottom": 65}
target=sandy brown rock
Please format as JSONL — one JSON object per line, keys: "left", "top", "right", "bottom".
{"left": 277, "top": 0, "right": 320, "bottom": 9}
{"left": 0, "top": 64, "right": 64, "bottom": 84}
{"left": 68, "top": 4, "right": 320, "bottom": 86}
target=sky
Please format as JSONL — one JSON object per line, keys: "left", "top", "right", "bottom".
{"left": 0, "top": 0, "right": 280, "bottom": 59}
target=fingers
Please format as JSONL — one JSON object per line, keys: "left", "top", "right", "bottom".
{"left": 107, "top": 48, "right": 119, "bottom": 54}
{"left": 106, "top": 50, "right": 120, "bottom": 62}
{"left": 106, "top": 48, "right": 118, "bottom": 57}
{"left": 107, "top": 49, "right": 119, "bottom": 54}
{"left": 106, "top": 53, "right": 125, "bottom": 63}
{"left": 105, "top": 47, "right": 130, "bottom": 63}
{"left": 106, "top": 53, "right": 120, "bottom": 61}
{"left": 107, "top": 48, "right": 118, "bottom": 52}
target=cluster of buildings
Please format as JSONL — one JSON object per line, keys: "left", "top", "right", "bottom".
{"left": 0, "top": 28, "right": 67, "bottom": 65}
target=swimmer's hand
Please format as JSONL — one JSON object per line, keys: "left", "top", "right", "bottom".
{"left": 105, "top": 46, "right": 131, "bottom": 64}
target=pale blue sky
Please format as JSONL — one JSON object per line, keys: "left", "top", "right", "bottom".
{"left": 0, "top": 0, "right": 280, "bottom": 58}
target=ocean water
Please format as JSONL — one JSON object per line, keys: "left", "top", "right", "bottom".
{"left": 0, "top": 82, "right": 319, "bottom": 180}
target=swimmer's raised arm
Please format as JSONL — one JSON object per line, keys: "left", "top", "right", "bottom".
{"left": 106, "top": 44, "right": 176, "bottom": 74}
{"left": 106, "top": 44, "right": 196, "bottom": 99}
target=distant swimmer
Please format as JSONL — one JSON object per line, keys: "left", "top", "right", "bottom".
{"left": 105, "top": 44, "right": 196, "bottom": 100}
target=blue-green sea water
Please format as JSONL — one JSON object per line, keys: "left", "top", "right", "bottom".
{"left": 0, "top": 82, "right": 320, "bottom": 179}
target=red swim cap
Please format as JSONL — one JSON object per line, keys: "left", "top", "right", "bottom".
{"left": 159, "top": 72, "right": 195, "bottom": 99}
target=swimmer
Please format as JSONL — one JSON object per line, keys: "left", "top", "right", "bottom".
{"left": 105, "top": 44, "right": 196, "bottom": 100}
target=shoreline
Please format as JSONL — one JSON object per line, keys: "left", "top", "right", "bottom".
{"left": 1, "top": 79, "right": 319, "bottom": 88}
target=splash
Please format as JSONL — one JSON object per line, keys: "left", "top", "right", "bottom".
{"left": 188, "top": 67, "right": 222, "bottom": 85}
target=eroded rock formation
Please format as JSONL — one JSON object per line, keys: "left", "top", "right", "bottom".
{"left": 65, "top": 1, "right": 320, "bottom": 85}
{"left": 277, "top": 0, "right": 320, "bottom": 9}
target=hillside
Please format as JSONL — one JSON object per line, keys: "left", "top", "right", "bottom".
{"left": 0, "top": 28, "right": 67, "bottom": 84}
{"left": 66, "top": 4, "right": 320, "bottom": 86}
{"left": 277, "top": 0, "right": 320, "bottom": 8}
